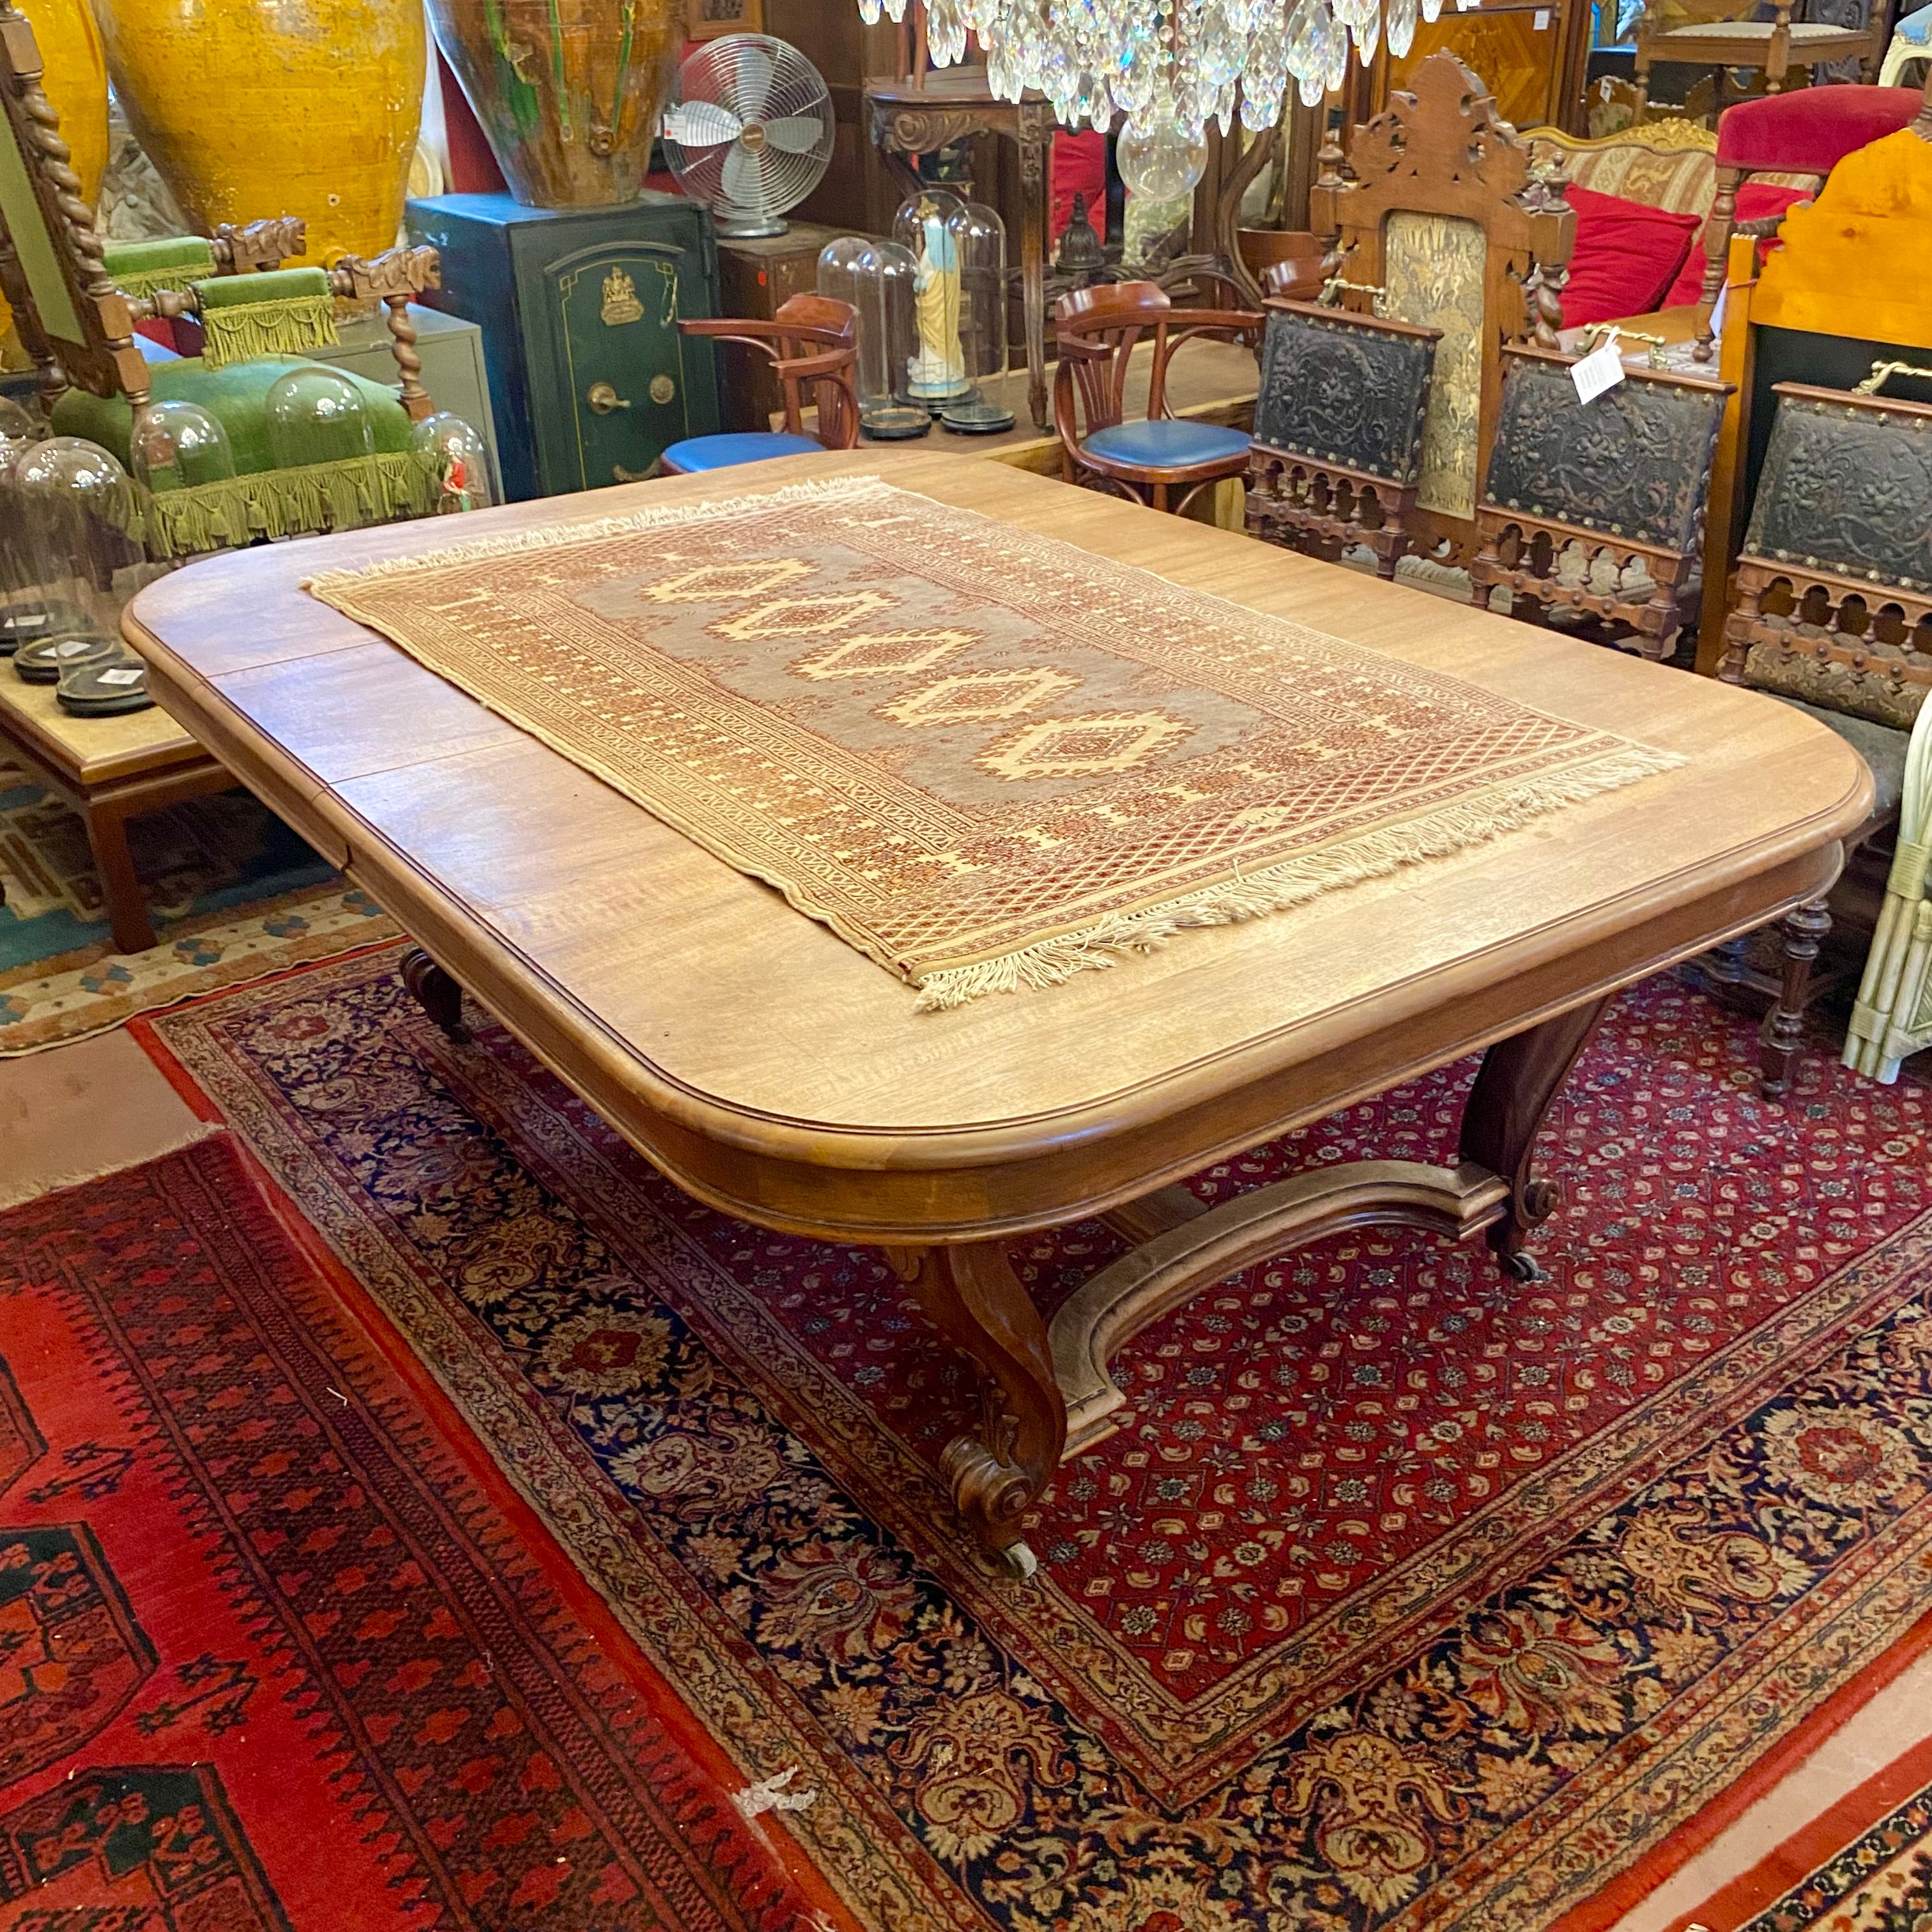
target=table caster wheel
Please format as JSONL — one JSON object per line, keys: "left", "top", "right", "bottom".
{"left": 1502, "top": 1249, "right": 1548, "bottom": 1284}
{"left": 995, "top": 1540, "right": 1038, "bottom": 1581}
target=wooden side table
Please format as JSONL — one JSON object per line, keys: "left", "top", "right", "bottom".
{"left": 865, "top": 74, "right": 1054, "bottom": 430}
{"left": 0, "top": 675, "right": 231, "bottom": 954}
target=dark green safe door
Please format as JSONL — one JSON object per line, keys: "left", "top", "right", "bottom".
{"left": 408, "top": 193, "right": 723, "bottom": 502}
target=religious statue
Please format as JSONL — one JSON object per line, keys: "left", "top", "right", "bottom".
{"left": 906, "top": 195, "right": 970, "bottom": 402}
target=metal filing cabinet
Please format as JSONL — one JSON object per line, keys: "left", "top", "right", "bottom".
{"left": 406, "top": 192, "right": 723, "bottom": 502}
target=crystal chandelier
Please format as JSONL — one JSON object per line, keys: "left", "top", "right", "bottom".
{"left": 857, "top": 0, "right": 1445, "bottom": 192}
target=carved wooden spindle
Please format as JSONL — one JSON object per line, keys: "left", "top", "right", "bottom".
{"left": 383, "top": 296, "right": 433, "bottom": 422}
{"left": 1694, "top": 164, "right": 1740, "bottom": 364}
{"left": 1761, "top": 899, "right": 1830, "bottom": 1095}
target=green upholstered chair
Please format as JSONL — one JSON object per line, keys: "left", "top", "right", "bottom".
{"left": 0, "top": 0, "right": 450, "bottom": 560}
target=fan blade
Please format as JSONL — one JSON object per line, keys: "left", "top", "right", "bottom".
{"left": 721, "top": 140, "right": 770, "bottom": 213}
{"left": 762, "top": 114, "right": 824, "bottom": 155}
{"left": 662, "top": 100, "right": 742, "bottom": 147}
{"left": 732, "top": 40, "right": 775, "bottom": 120}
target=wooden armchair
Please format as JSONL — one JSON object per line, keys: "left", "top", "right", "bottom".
{"left": 1713, "top": 375, "right": 1932, "bottom": 1093}
{"left": 1050, "top": 280, "right": 1263, "bottom": 518}
{"left": 1245, "top": 297, "right": 1441, "bottom": 578}
{"left": 1469, "top": 344, "right": 1731, "bottom": 659}
{"left": 662, "top": 293, "right": 861, "bottom": 475}
{"left": 1632, "top": 0, "right": 1882, "bottom": 124}
{"left": 1311, "top": 52, "right": 1576, "bottom": 565}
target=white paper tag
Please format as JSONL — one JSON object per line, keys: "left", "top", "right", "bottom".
{"left": 3, "top": 612, "right": 48, "bottom": 633}
{"left": 95, "top": 666, "right": 145, "bottom": 687}
{"left": 1571, "top": 335, "right": 1627, "bottom": 404}
{"left": 54, "top": 638, "right": 96, "bottom": 657}
{"left": 1533, "top": 8, "right": 1550, "bottom": 23}
{"left": 1707, "top": 280, "right": 1728, "bottom": 341}
{"left": 1455, "top": 0, "right": 1478, "bottom": 13}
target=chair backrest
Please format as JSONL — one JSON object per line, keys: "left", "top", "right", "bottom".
{"left": 1526, "top": 118, "right": 1719, "bottom": 218}
{"left": 1725, "top": 379, "right": 1932, "bottom": 729}
{"left": 1482, "top": 345, "right": 1731, "bottom": 556}
{"left": 1252, "top": 298, "right": 1440, "bottom": 490}
{"left": 678, "top": 293, "right": 862, "bottom": 450}
{"left": 0, "top": 1, "right": 151, "bottom": 410}
{"left": 1311, "top": 50, "right": 1576, "bottom": 562}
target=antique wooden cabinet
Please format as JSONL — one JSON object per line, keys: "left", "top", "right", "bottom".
{"left": 716, "top": 223, "right": 852, "bottom": 432}
{"left": 406, "top": 192, "right": 723, "bottom": 501}
{"left": 1347, "top": 0, "right": 1595, "bottom": 132}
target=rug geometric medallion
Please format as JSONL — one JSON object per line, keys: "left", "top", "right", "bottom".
{"left": 140, "top": 949, "right": 1932, "bottom": 1932}
{"left": 0, "top": 1136, "right": 847, "bottom": 1930}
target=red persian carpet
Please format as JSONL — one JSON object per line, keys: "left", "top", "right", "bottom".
{"left": 0, "top": 1134, "right": 850, "bottom": 1930}
{"left": 136, "top": 948, "right": 1932, "bottom": 1932}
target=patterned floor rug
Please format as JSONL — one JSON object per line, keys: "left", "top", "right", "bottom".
{"left": 137, "top": 949, "right": 1932, "bottom": 1932}
{"left": 0, "top": 1133, "right": 847, "bottom": 1930}
{"left": 0, "top": 755, "right": 395, "bottom": 1054}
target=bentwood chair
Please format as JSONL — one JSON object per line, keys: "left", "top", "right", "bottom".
{"left": 1050, "top": 281, "right": 1264, "bottom": 517}
{"left": 662, "top": 294, "right": 861, "bottom": 475}
{"left": 1631, "top": 0, "right": 1883, "bottom": 128}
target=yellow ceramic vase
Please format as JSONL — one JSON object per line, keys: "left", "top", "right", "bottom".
{"left": 91, "top": 0, "right": 426, "bottom": 265}
{"left": 0, "top": 0, "right": 107, "bottom": 354}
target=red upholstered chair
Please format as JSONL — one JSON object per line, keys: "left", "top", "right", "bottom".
{"left": 663, "top": 295, "right": 861, "bottom": 475}
{"left": 1052, "top": 281, "right": 1264, "bottom": 516}
{"left": 1692, "top": 86, "right": 1926, "bottom": 358}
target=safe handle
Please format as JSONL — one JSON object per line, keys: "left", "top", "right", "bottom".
{"left": 586, "top": 382, "right": 631, "bottom": 415}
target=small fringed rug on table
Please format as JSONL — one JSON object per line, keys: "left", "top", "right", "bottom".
{"left": 0, "top": 1134, "right": 845, "bottom": 1929}
{"left": 138, "top": 949, "right": 1932, "bottom": 1932}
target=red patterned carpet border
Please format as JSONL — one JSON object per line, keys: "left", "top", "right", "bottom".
{"left": 0, "top": 1135, "right": 852, "bottom": 1931}
{"left": 138, "top": 953, "right": 1932, "bottom": 1932}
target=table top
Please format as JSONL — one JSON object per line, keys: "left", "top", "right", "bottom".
{"left": 125, "top": 450, "right": 1871, "bottom": 1241}
{"left": 0, "top": 661, "right": 209, "bottom": 790}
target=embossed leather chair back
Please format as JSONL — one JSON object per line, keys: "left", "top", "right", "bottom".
{"left": 1245, "top": 298, "right": 1441, "bottom": 578}
{"left": 1469, "top": 345, "right": 1731, "bottom": 659}
{"left": 1311, "top": 50, "right": 1576, "bottom": 564}
{"left": 1722, "top": 381, "right": 1932, "bottom": 732}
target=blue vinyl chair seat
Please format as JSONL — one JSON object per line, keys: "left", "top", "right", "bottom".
{"left": 1080, "top": 419, "right": 1252, "bottom": 468}
{"left": 660, "top": 431, "right": 823, "bottom": 474}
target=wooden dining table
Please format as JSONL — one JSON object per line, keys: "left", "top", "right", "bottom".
{"left": 124, "top": 449, "right": 1873, "bottom": 1579}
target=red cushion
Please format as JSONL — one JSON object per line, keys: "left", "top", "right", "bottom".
{"left": 1052, "top": 129, "right": 1107, "bottom": 245}
{"left": 1661, "top": 180, "right": 1812, "bottom": 306}
{"left": 1715, "top": 84, "right": 1922, "bottom": 172}
{"left": 1560, "top": 185, "right": 1703, "bottom": 328}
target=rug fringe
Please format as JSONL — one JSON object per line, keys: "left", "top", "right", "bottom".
{"left": 301, "top": 474, "right": 893, "bottom": 597}
{"left": 911, "top": 744, "right": 1684, "bottom": 1009}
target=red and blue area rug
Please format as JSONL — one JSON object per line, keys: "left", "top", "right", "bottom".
{"left": 0, "top": 1132, "right": 849, "bottom": 1929}
{"left": 116, "top": 946, "right": 1932, "bottom": 1932}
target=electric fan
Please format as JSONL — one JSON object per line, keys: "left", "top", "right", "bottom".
{"left": 661, "top": 36, "right": 836, "bottom": 240}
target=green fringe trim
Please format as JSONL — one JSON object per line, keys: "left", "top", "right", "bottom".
{"left": 141, "top": 452, "right": 443, "bottom": 560}
{"left": 196, "top": 294, "right": 340, "bottom": 371}
{"left": 104, "top": 236, "right": 219, "bottom": 300}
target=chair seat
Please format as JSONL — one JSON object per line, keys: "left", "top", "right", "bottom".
{"left": 659, "top": 432, "right": 822, "bottom": 474}
{"left": 1663, "top": 17, "right": 1866, "bottom": 38}
{"left": 1768, "top": 693, "right": 1908, "bottom": 818}
{"left": 1893, "top": 0, "right": 1932, "bottom": 40}
{"left": 1715, "top": 84, "right": 1923, "bottom": 172}
{"left": 1081, "top": 419, "right": 1252, "bottom": 468}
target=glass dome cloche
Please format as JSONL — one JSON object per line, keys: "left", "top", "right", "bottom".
{"left": 889, "top": 190, "right": 1014, "bottom": 436}
{"left": 2, "top": 437, "right": 151, "bottom": 677}
{"left": 411, "top": 411, "right": 499, "bottom": 512}
{"left": 817, "top": 235, "right": 930, "bottom": 441}
{"left": 264, "top": 367, "right": 376, "bottom": 470}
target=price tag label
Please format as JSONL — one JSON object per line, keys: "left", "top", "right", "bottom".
{"left": 55, "top": 638, "right": 96, "bottom": 657}
{"left": 1571, "top": 333, "right": 1627, "bottom": 404}
{"left": 96, "top": 666, "right": 146, "bottom": 687}
{"left": 1707, "top": 280, "right": 1728, "bottom": 342}
{"left": 1455, "top": 0, "right": 1478, "bottom": 13}
{"left": 1533, "top": 7, "right": 1550, "bottom": 23}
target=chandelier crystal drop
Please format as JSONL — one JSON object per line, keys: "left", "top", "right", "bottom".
{"left": 859, "top": 0, "right": 1413, "bottom": 190}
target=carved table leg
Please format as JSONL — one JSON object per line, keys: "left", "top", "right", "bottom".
{"left": 1761, "top": 897, "right": 1829, "bottom": 1098}
{"left": 1017, "top": 120, "right": 1050, "bottom": 432}
{"left": 897, "top": 1241, "right": 1065, "bottom": 1576}
{"left": 1457, "top": 996, "right": 1611, "bottom": 1281}
{"left": 400, "top": 944, "right": 470, "bottom": 1043}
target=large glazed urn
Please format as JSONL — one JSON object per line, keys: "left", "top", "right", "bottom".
{"left": 426, "top": 0, "right": 681, "bottom": 207}
{"left": 90, "top": 0, "right": 425, "bottom": 263}
{"left": 0, "top": 0, "right": 108, "bottom": 354}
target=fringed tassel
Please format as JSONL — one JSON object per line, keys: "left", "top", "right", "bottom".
{"left": 196, "top": 295, "right": 341, "bottom": 371}
{"left": 910, "top": 745, "right": 1686, "bottom": 1009}
{"left": 303, "top": 473, "right": 893, "bottom": 597}
{"left": 111, "top": 261, "right": 219, "bottom": 300}
{"left": 142, "top": 452, "right": 442, "bottom": 559}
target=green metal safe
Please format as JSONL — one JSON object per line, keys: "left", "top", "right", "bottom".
{"left": 406, "top": 192, "right": 723, "bottom": 502}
